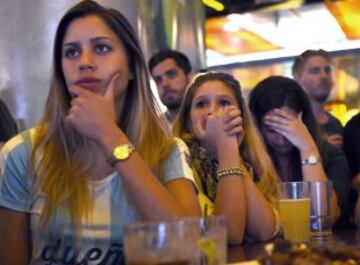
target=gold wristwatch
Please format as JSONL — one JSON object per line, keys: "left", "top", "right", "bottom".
{"left": 107, "top": 143, "right": 135, "bottom": 167}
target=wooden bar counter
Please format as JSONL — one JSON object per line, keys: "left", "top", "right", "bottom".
{"left": 227, "top": 229, "right": 360, "bottom": 263}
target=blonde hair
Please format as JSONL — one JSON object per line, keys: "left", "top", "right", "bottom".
{"left": 173, "top": 72, "right": 279, "bottom": 203}
{"left": 32, "top": 1, "right": 174, "bottom": 228}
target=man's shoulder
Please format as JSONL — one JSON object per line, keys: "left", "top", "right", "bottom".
{"left": 343, "top": 113, "right": 360, "bottom": 148}
{"left": 321, "top": 112, "right": 343, "bottom": 135}
{"left": 345, "top": 113, "right": 360, "bottom": 129}
{"left": 326, "top": 112, "right": 342, "bottom": 125}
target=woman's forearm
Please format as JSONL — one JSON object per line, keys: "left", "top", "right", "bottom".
{"left": 101, "top": 128, "right": 200, "bottom": 221}
{"left": 215, "top": 147, "right": 247, "bottom": 245}
{"left": 0, "top": 207, "right": 30, "bottom": 265}
{"left": 243, "top": 176, "right": 277, "bottom": 241}
{"left": 214, "top": 175, "right": 247, "bottom": 245}
{"left": 116, "top": 152, "right": 200, "bottom": 220}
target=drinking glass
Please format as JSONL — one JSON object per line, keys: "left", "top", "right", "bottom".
{"left": 277, "top": 181, "right": 311, "bottom": 243}
{"left": 191, "top": 215, "right": 227, "bottom": 265}
{"left": 123, "top": 216, "right": 227, "bottom": 265}
{"left": 310, "top": 180, "right": 333, "bottom": 239}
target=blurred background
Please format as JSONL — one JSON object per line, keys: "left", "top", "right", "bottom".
{"left": 0, "top": 0, "right": 359, "bottom": 129}
{"left": 203, "top": 0, "right": 360, "bottom": 125}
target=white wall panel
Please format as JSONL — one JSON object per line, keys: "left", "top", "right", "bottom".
{"left": 0, "top": 0, "right": 138, "bottom": 128}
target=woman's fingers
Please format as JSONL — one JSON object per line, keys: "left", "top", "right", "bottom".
{"left": 272, "top": 108, "right": 294, "bottom": 120}
{"left": 265, "top": 113, "right": 288, "bottom": 126}
{"left": 264, "top": 109, "right": 299, "bottom": 132}
{"left": 227, "top": 126, "right": 243, "bottom": 137}
{"left": 264, "top": 115, "right": 285, "bottom": 129}
{"left": 224, "top": 115, "right": 241, "bottom": 128}
{"left": 223, "top": 106, "right": 241, "bottom": 121}
{"left": 223, "top": 106, "right": 242, "bottom": 129}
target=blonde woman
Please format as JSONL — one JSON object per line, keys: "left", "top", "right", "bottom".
{"left": 173, "top": 72, "right": 280, "bottom": 244}
{"left": 0, "top": 1, "right": 200, "bottom": 264}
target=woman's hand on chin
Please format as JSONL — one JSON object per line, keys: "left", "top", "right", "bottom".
{"left": 66, "top": 74, "right": 120, "bottom": 142}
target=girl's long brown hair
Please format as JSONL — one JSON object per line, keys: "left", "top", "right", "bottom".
{"left": 173, "top": 72, "right": 280, "bottom": 204}
{"left": 32, "top": 0, "right": 175, "bottom": 228}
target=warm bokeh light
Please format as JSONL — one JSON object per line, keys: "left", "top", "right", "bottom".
{"left": 326, "top": 1, "right": 360, "bottom": 40}
{"left": 203, "top": 0, "right": 224, "bottom": 12}
{"left": 326, "top": 102, "right": 348, "bottom": 126}
{"left": 206, "top": 15, "right": 282, "bottom": 56}
{"left": 206, "top": 2, "right": 360, "bottom": 66}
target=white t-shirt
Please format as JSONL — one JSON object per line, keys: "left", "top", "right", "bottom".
{"left": 0, "top": 129, "right": 195, "bottom": 265}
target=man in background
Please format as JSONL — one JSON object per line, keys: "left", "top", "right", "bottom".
{"left": 292, "top": 49, "right": 343, "bottom": 147}
{"left": 149, "top": 50, "right": 192, "bottom": 127}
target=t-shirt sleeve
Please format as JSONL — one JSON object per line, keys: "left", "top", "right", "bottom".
{"left": 159, "top": 138, "right": 195, "bottom": 185}
{"left": 0, "top": 134, "right": 32, "bottom": 212}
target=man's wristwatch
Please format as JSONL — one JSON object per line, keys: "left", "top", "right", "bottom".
{"left": 301, "top": 155, "right": 321, "bottom": 166}
{"left": 107, "top": 143, "right": 135, "bottom": 167}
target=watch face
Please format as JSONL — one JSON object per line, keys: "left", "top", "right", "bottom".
{"left": 108, "top": 144, "right": 135, "bottom": 167}
{"left": 308, "top": 155, "right": 317, "bottom": 164}
{"left": 114, "top": 145, "right": 129, "bottom": 160}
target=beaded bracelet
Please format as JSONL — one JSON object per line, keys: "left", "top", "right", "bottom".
{"left": 217, "top": 167, "right": 244, "bottom": 180}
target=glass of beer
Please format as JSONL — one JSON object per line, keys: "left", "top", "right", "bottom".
{"left": 277, "top": 181, "right": 311, "bottom": 243}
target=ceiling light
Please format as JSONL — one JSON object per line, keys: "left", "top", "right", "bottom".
{"left": 203, "top": 0, "right": 224, "bottom": 12}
